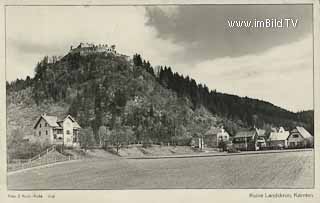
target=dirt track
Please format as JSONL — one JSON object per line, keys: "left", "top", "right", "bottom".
{"left": 7, "top": 150, "right": 314, "bottom": 189}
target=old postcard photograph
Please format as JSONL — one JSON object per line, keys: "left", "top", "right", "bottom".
{"left": 0, "top": 0, "right": 319, "bottom": 202}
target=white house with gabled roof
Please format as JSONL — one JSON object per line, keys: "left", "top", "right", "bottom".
{"left": 33, "top": 113, "right": 81, "bottom": 147}
{"left": 268, "top": 127, "right": 290, "bottom": 149}
{"left": 287, "top": 126, "right": 313, "bottom": 148}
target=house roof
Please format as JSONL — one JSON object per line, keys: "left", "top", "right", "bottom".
{"left": 256, "top": 129, "right": 266, "bottom": 137}
{"left": 295, "top": 126, "right": 313, "bottom": 139}
{"left": 270, "top": 127, "right": 278, "bottom": 132}
{"left": 34, "top": 114, "right": 81, "bottom": 129}
{"left": 34, "top": 115, "right": 60, "bottom": 129}
{"left": 269, "top": 131, "right": 290, "bottom": 141}
{"left": 43, "top": 115, "right": 60, "bottom": 127}
{"left": 205, "top": 127, "right": 221, "bottom": 136}
{"left": 65, "top": 115, "right": 81, "bottom": 128}
{"left": 234, "top": 130, "right": 256, "bottom": 138}
{"left": 73, "top": 120, "right": 81, "bottom": 129}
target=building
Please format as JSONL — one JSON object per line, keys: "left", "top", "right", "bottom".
{"left": 256, "top": 128, "right": 266, "bottom": 139}
{"left": 70, "top": 43, "right": 116, "bottom": 56}
{"left": 233, "top": 129, "right": 258, "bottom": 151}
{"left": 233, "top": 128, "right": 266, "bottom": 151}
{"left": 33, "top": 114, "right": 81, "bottom": 147}
{"left": 69, "top": 43, "right": 132, "bottom": 63}
{"left": 256, "top": 128, "right": 267, "bottom": 149}
{"left": 268, "top": 127, "right": 290, "bottom": 149}
{"left": 204, "top": 126, "right": 230, "bottom": 148}
{"left": 190, "top": 133, "right": 204, "bottom": 150}
{"left": 287, "top": 126, "right": 313, "bottom": 148}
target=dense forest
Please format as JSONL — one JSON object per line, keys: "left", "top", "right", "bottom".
{"left": 133, "top": 54, "right": 313, "bottom": 134}
{"left": 6, "top": 51, "right": 314, "bottom": 150}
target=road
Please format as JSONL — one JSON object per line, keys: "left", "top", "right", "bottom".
{"left": 7, "top": 150, "right": 314, "bottom": 189}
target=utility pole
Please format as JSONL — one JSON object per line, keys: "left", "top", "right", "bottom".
{"left": 245, "top": 136, "right": 248, "bottom": 151}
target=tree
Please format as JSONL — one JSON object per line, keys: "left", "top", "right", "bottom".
{"left": 109, "top": 117, "right": 127, "bottom": 153}
{"left": 98, "top": 125, "right": 111, "bottom": 146}
{"left": 79, "top": 127, "right": 95, "bottom": 152}
{"left": 218, "top": 140, "right": 227, "bottom": 152}
{"left": 133, "top": 54, "right": 143, "bottom": 67}
{"left": 7, "top": 129, "right": 50, "bottom": 160}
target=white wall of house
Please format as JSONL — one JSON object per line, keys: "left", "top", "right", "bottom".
{"left": 62, "top": 117, "right": 74, "bottom": 147}
{"left": 217, "top": 131, "right": 229, "bottom": 142}
{"left": 288, "top": 133, "right": 306, "bottom": 147}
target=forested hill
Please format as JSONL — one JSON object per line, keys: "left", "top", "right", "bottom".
{"left": 6, "top": 51, "right": 314, "bottom": 141}
{"left": 152, "top": 59, "right": 313, "bottom": 135}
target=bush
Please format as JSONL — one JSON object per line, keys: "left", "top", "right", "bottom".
{"left": 142, "top": 138, "right": 152, "bottom": 148}
{"left": 7, "top": 129, "right": 52, "bottom": 160}
{"left": 172, "top": 135, "right": 192, "bottom": 146}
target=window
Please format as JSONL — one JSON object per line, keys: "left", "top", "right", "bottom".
{"left": 66, "top": 130, "right": 70, "bottom": 135}
{"left": 46, "top": 130, "right": 48, "bottom": 135}
{"left": 53, "top": 134, "right": 57, "bottom": 139}
{"left": 40, "top": 124, "right": 41, "bottom": 128}
{"left": 292, "top": 134, "right": 299, "bottom": 138}
{"left": 39, "top": 131, "right": 41, "bottom": 136}
{"left": 45, "top": 123, "right": 48, "bottom": 127}
{"left": 55, "top": 129, "right": 63, "bottom": 134}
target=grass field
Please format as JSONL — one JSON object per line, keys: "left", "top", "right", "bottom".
{"left": 7, "top": 150, "right": 314, "bottom": 189}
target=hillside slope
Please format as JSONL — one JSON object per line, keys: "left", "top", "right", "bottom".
{"left": 6, "top": 50, "right": 313, "bottom": 148}
{"left": 6, "top": 52, "right": 226, "bottom": 149}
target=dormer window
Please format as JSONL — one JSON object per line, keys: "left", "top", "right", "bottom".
{"left": 292, "top": 134, "right": 299, "bottom": 138}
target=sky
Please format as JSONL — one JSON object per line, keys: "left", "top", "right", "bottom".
{"left": 6, "top": 5, "right": 313, "bottom": 112}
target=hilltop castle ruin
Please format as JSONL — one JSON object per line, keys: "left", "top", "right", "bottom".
{"left": 69, "top": 42, "right": 130, "bottom": 60}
